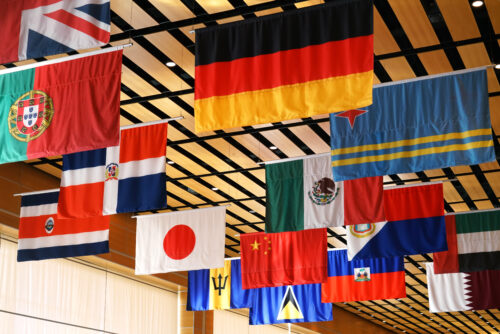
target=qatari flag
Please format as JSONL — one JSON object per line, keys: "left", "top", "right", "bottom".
{"left": 426, "top": 263, "right": 500, "bottom": 313}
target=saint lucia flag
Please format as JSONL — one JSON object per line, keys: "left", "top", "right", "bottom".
{"left": 187, "top": 259, "right": 254, "bottom": 311}
{"left": 249, "top": 283, "right": 332, "bottom": 325}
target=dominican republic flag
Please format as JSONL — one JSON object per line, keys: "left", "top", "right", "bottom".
{"left": 135, "top": 206, "right": 226, "bottom": 275}
{"left": 0, "top": 0, "right": 110, "bottom": 64}
{"left": 18, "top": 190, "right": 109, "bottom": 262}
{"left": 58, "top": 123, "right": 168, "bottom": 218}
{"left": 347, "top": 183, "right": 447, "bottom": 260}
{"left": 265, "top": 155, "right": 385, "bottom": 232}
{"left": 321, "top": 249, "right": 406, "bottom": 303}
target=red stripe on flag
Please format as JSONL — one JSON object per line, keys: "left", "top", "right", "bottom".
{"left": 58, "top": 182, "right": 104, "bottom": 218}
{"left": 433, "top": 215, "right": 459, "bottom": 274}
{"left": 19, "top": 214, "right": 109, "bottom": 239}
{"left": 194, "top": 35, "right": 373, "bottom": 100}
{"left": 383, "top": 183, "right": 444, "bottom": 221}
{"left": 44, "top": 9, "right": 109, "bottom": 43}
{"left": 344, "top": 176, "right": 385, "bottom": 225}
{"left": 321, "top": 271, "right": 406, "bottom": 303}
{"left": 119, "top": 123, "right": 168, "bottom": 163}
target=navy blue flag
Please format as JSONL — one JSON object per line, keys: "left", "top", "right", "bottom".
{"left": 249, "top": 283, "right": 332, "bottom": 325}
{"left": 187, "top": 259, "right": 254, "bottom": 311}
{"left": 330, "top": 69, "right": 494, "bottom": 181}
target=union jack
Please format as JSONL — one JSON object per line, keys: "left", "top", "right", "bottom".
{"left": 1, "top": 0, "right": 110, "bottom": 64}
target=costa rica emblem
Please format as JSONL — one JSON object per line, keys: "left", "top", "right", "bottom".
{"left": 8, "top": 90, "right": 54, "bottom": 142}
{"left": 105, "top": 163, "right": 119, "bottom": 181}
{"left": 45, "top": 217, "right": 54, "bottom": 234}
{"left": 308, "top": 177, "right": 339, "bottom": 205}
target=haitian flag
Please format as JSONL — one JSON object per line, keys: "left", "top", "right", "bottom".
{"left": 330, "top": 69, "right": 494, "bottom": 181}
{"left": 265, "top": 155, "right": 385, "bottom": 232}
{"left": 57, "top": 123, "right": 167, "bottom": 218}
{"left": 347, "top": 184, "right": 447, "bottom": 260}
{"left": 0, "top": 0, "right": 110, "bottom": 64}
{"left": 0, "top": 50, "right": 121, "bottom": 165}
{"left": 194, "top": 0, "right": 373, "bottom": 132}
{"left": 426, "top": 263, "right": 500, "bottom": 312}
{"left": 321, "top": 249, "right": 406, "bottom": 303}
{"left": 433, "top": 211, "right": 500, "bottom": 274}
{"left": 18, "top": 190, "right": 109, "bottom": 262}
{"left": 249, "top": 283, "right": 332, "bottom": 325}
{"left": 187, "top": 259, "right": 254, "bottom": 311}
{"left": 240, "top": 228, "right": 327, "bottom": 289}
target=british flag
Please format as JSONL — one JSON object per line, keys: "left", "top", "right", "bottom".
{"left": 1, "top": 0, "right": 110, "bottom": 64}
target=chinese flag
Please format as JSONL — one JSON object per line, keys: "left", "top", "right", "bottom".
{"left": 240, "top": 228, "right": 327, "bottom": 289}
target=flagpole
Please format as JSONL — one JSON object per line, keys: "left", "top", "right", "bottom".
{"left": 0, "top": 43, "right": 133, "bottom": 75}
{"left": 13, "top": 188, "right": 59, "bottom": 197}
{"left": 257, "top": 152, "right": 330, "bottom": 165}
{"left": 446, "top": 207, "right": 500, "bottom": 216}
{"left": 120, "top": 116, "right": 184, "bottom": 130}
{"left": 382, "top": 179, "right": 457, "bottom": 190}
{"left": 131, "top": 204, "right": 231, "bottom": 219}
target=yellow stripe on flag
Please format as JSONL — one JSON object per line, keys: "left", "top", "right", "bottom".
{"left": 331, "top": 140, "right": 493, "bottom": 167}
{"left": 209, "top": 260, "right": 231, "bottom": 310}
{"left": 331, "top": 128, "right": 492, "bottom": 156}
{"left": 195, "top": 71, "right": 373, "bottom": 133}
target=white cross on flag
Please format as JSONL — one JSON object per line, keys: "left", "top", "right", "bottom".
{"left": 135, "top": 206, "right": 226, "bottom": 275}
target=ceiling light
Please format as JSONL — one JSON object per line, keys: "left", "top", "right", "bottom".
{"left": 269, "top": 146, "right": 277, "bottom": 150}
{"left": 249, "top": 210, "right": 256, "bottom": 213}
{"left": 211, "top": 187, "right": 219, "bottom": 191}
{"left": 495, "top": 64, "right": 500, "bottom": 70}
{"left": 167, "top": 160, "right": 175, "bottom": 165}
{"left": 166, "top": 61, "right": 176, "bottom": 67}
{"left": 472, "top": 1, "right": 484, "bottom": 7}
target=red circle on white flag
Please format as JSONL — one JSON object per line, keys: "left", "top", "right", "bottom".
{"left": 163, "top": 224, "right": 196, "bottom": 260}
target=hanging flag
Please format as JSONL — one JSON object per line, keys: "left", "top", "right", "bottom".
{"left": 18, "top": 190, "right": 109, "bottom": 262}
{"left": 57, "top": 123, "right": 168, "bottom": 218}
{"left": 330, "top": 69, "right": 495, "bottom": 181}
{"left": 0, "top": 50, "right": 121, "bottom": 165}
{"left": 249, "top": 283, "right": 332, "bottom": 325}
{"left": 187, "top": 259, "right": 254, "bottom": 311}
{"left": 1, "top": 0, "right": 110, "bottom": 64}
{"left": 240, "top": 228, "right": 327, "bottom": 289}
{"left": 135, "top": 206, "right": 226, "bottom": 275}
{"left": 194, "top": 0, "right": 373, "bottom": 132}
{"left": 321, "top": 249, "right": 405, "bottom": 303}
{"left": 347, "top": 184, "right": 447, "bottom": 260}
{"left": 265, "top": 155, "right": 385, "bottom": 232}
{"left": 426, "top": 263, "right": 500, "bottom": 312}
{"left": 433, "top": 211, "right": 500, "bottom": 274}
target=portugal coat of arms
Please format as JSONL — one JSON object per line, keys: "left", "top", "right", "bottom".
{"left": 8, "top": 90, "right": 54, "bottom": 142}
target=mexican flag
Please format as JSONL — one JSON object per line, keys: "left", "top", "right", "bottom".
{"left": 0, "top": 49, "right": 122, "bottom": 164}
{"left": 433, "top": 210, "right": 500, "bottom": 273}
{"left": 265, "top": 155, "right": 385, "bottom": 232}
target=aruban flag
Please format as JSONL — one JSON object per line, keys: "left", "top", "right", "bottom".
{"left": 0, "top": 0, "right": 110, "bottom": 64}
{"left": 265, "top": 155, "right": 385, "bottom": 232}
{"left": 426, "top": 263, "right": 500, "bottom": 313}
{"left": 194, "top": 0, "right": 373, "bottom": 132}
{"left": 347, "top": 184, "right": 447, "bottom": 260}
{"left": 187, "top": 259, "right": 254, "bottom": 311}
{"left": 433, "top": 211, "right": 500, "bottom": 274}
{"left": 321, "top": 249, "right": 406, "bottom": 303}
{"left": 57, "top": 123, "right": 167, "bottom": 218}
{"left": 18, "top": 190, "right": 109, "bottom": 262}
{"left": 330, "top": 69, "right": 494, "bottom": 181}
{"left": 240, "top": 228, "right": 327, "bottom": 289}
{"left": 249, "top": 283, "right": 332, "bottom": 325}
{"left": 135, "top": 206, "right": 226, "bottom": 275}
{"left": 0, "top": 50, "right": 121, "bottom": 165}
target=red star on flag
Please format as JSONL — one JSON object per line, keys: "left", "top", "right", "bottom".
{"left": 335, "top": 109, "right": 368, "bottom": 129}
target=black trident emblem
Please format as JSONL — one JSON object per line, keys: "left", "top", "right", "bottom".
{"left": 211, "top": 274, "right": 228, "bottom": 295}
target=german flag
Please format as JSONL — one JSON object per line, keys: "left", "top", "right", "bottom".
{"left": 194, "top": 0, "right": 373, "bottom": 133}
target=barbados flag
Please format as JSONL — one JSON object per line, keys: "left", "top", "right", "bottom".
{"left": 321, "top": 249, "right": 406, "bottom": 303}
{"left": 330, "top": 69, "right": 494, "bottom": 181}
{"left": 249, "top": 283, "right": 332, "bottom": 325}
{"left": 187, "top": 259, "right": 254, "bottom": 311}
{"left": 195, "top": 0, "right": 373, "bottom": 132}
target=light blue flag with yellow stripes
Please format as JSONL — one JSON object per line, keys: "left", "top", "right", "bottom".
{"left": 329, "top": 69, "right": 495, "bottom": 181}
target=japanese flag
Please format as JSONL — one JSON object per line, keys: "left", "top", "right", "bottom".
{"left": 135, "top": 206, "right": 226, "bottom": 275}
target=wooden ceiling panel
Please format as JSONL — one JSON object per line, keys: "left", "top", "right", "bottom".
{"left": 374, "top": 7, "right": 400, "bottom": 55}
{"left": 435, "top": 0, "right": 481, "bottom": 41}
{"left": 485, "top": 0, "right": 500, "bottom": 34}
{"left": 418, "top": 50, "right": 454, "bottom": 75}
{"left": 379, "top": 57, "right": 417, "bottom": 81}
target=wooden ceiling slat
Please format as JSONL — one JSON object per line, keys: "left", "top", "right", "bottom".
{"left": 485, "top": 0, "right": 500, "bottom": 34}
{"left": 374, "top": 7, "right": 401, "bottom": 55}
{"left": 436, "top": 0, "right": 481, "bottom": 41}
{"left": 418, "top": 50, "right": 454, "bottom": 74}
{"left": 379, "top": 57, "right": 417, "bottom": 81}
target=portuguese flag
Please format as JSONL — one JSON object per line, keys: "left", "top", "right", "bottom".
{"left": 0, "top": 50, "right": 122, "bottom": 164}
{"left": 195, "top": 0, "right": 373, "bottom": 132}
{"left": 433, "top": 211, "right": 500, "bottom": 274}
